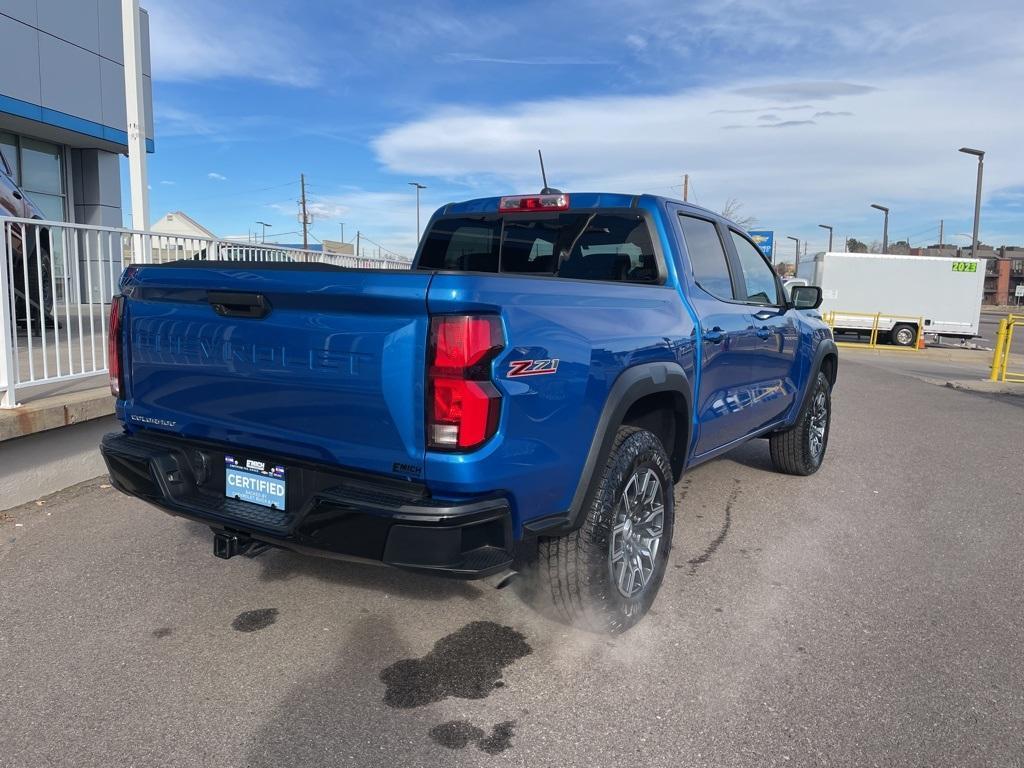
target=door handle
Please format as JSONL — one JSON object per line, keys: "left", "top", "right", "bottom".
{"left": 12, "top": 190, "right": 22, "bottom": 199}
{"left": 752, "top": 309, "right": 776, "bottom": 321}
{"left": 703, "top": 326, "right": 726, "bottom": 344}
{"left": 207, "top": 291, "right": 271, "bottom": 319}
{"left": 756, "top": 326, "right": 773, "bottom": 340}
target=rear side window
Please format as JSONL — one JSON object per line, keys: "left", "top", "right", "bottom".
{"left": 730, "top": 231, "right": 781, "bottom": 305}
{"left": 418, "top": 213, "right": 659, "bottom": 284}
{"left": 418, "top": 218, "right": 500, "bottom": 272}
{"left": 678, "top": 214, "right": 734, "bottom": 300}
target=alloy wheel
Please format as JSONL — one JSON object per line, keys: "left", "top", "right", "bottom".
{"left": 610, "top": 468, "right": 665, "bottom": 598}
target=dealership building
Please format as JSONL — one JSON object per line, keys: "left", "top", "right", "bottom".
{"left": 0, "top": 0, "right": 153, "bottom": 229}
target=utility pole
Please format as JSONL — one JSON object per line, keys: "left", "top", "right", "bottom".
{"left": 939, "top": 219, "right": 944, "bottom": 247}
{"left": 300, "top": 173, "right": 309, "bottom": 250}
{"left": 683, "top": 174, "right": 689, "bottom": 202}
{"left": 339, "top": 222, "right": 345, "bottom": 243}
{"left": 356, "top": 231, "right": 361, "bottom": 258}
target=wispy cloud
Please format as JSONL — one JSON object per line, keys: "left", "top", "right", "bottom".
{"left": 437, "top": 52, "right": 612, "bottom": 66}
{"left": 759, "top": 120, "right": 816, "bottom": 128}
{"left": 814, "top": 111, "right": 854, "bottom": 118}
{"left": 145, "top": 0, "right": 319, "bottom": 87}
{"left": 159, "top": 180, "right": 176, "bottom": 186}
{"left": 207, "top": 172, "right": 227, "bottom": 181}
{"left": 625, "top": 34, "right": 647, "bottom": 52}
{"left": 733, "top": 82, "right": 877, "bottom": 101}
{"left": 711, "top": 105, "right": 813, "bottom": 114}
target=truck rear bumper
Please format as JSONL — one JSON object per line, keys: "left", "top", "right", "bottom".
{"left": 100, "top": 430, "right": 514, "bottom": 577}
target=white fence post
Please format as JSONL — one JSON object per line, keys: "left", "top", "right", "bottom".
{"left": 0, "top": 224, "right": 19, "bottom": 408}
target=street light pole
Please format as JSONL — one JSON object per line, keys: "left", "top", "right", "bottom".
{"left": 958, "top": 147, "right": 985, "bottom": 260}
{"left": 408, "top": 182, "right": 427, "bottom": 243}
{"left": 786, "top": 235, "right": 800, "bottom": 276}
{"left": 256, "top": 221, "right": 271, "bottom": 244}
{"left": 870, "top": 204, "right": 889, "bottom": 254}
{"left": 339, "top": 222, "right": 345, "bottom": 243}
{"left": 818, "top": 224, "right": 833, "bottom": 253}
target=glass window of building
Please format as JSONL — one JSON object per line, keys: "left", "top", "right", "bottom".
{"left": 0, "top": 132, "right": 67, "bottom": 221}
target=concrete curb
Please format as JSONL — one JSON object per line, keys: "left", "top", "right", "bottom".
{"left": 930, "top": 378, "right": 1024, "bottom": 397}
{"left": 0, "top": 387, "right": 115, "bottom": 442}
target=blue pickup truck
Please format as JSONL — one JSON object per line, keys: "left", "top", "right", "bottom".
{"left": 101, "top": 191, "right": 837, "bottom": 632}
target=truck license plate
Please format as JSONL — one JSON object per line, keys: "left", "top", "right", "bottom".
{"left": 225, "top": 455, "right": 286, "bottom": 510}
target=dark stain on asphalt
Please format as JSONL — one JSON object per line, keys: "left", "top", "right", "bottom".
{"left": 380, "top": 621, "right": 532, "bottom": 709}
{"left": 232, "top": 608, "right": 278, "bottom": 632}
{"left": 478, "top": 721, "right": 516, "bottom": 754}
{"left": 152, "top": 627, "right": 173, "bottom": 638}
{"left": 687, "top": 479, "right": 740, "bottom": 575}
{"left": 429, "top": 721, "right": 485, "bottom": 750}
{"left": 429, "top": 720, "right": 517, "bottom": 755}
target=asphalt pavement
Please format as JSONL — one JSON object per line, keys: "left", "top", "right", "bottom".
{"left": 2, "top": 359, "right": 1023, "bottom": 768}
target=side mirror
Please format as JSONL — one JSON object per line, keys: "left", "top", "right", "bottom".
{"left": 790, "top": 285, "right": 822, "bottom": 310}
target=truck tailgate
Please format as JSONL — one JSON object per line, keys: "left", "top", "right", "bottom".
{"left": 122, "top": 265, "right": 431, "bottom": 478}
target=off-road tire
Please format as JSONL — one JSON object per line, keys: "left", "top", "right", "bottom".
{"left": 539, "top": 427, "right": 674, "bottom": 634}
{"left": 769, "top": 372, "right": 831, "bottom": 476}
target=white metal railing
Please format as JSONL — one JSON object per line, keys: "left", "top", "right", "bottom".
{"left": 0, "top": 217, "right": 410, "bottom": 408}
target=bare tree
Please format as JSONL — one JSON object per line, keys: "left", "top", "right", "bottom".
{"left": 720, "top": 198, "right": 757, "bottom": 230}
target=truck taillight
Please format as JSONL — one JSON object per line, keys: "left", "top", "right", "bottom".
{"left": 108, "top": 295, "right": 124, "bottom": 397}
{"left": 427, "top": 315, "right": 504, "bottom": 450}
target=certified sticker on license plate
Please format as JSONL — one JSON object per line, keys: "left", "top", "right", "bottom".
{"left": 224, "top": 455, "right": 286, "bottom": 510}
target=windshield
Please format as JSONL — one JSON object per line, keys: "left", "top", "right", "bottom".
{"left": 416, "top": 212, "right": 659, "bottom": 284}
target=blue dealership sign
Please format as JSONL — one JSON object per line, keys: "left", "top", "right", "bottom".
{"left": 748, "top": 230, "right": 774, "bottom": 262}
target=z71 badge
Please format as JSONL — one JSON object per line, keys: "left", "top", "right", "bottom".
{"left": 508, "top": 359, "right": 560, "bottom": 377}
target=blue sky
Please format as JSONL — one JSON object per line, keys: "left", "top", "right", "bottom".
{"left": 135, "top": 0, "right": 1023, "bottom": 260}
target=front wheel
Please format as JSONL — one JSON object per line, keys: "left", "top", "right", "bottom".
{"left": 539, "top": 427, "right": 675, "bottom": 634}
{"left": 768, "top": 372, "right": 832, "bottom": 476}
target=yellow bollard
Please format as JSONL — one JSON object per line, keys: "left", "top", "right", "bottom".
{"left": 1001, "top": 321, "right": 1016, "bottom": 382}
{"left": 990, "top": 318, "right": 1008, "bottom": 381}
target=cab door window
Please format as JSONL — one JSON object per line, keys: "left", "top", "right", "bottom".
{"left": 730, "top": 231, "right": 781, "bottom": 305}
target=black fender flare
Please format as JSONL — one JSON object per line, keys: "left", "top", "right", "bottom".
{"left": 794, "top": 338, "right": 838, "bottom": 419}
{"left": 523, "top": 361, "right": 693, "bottom": 537}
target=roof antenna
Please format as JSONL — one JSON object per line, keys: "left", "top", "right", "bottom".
{"left": 538, "top": 149, "right": 561, "bottom": 195}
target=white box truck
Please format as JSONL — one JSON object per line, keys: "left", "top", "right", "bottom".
{"left": 791, "top": 252, "right": 985, "bottom": 346}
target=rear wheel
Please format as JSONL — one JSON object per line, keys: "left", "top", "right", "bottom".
{"left": 891, "top": 323, "right": 916, "bottom": 347}
{"left": 769, "top": 372, "right": 831, "bottom": 476}
{"left": 539, "top": 427, "right": 674, "bottom": 634}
